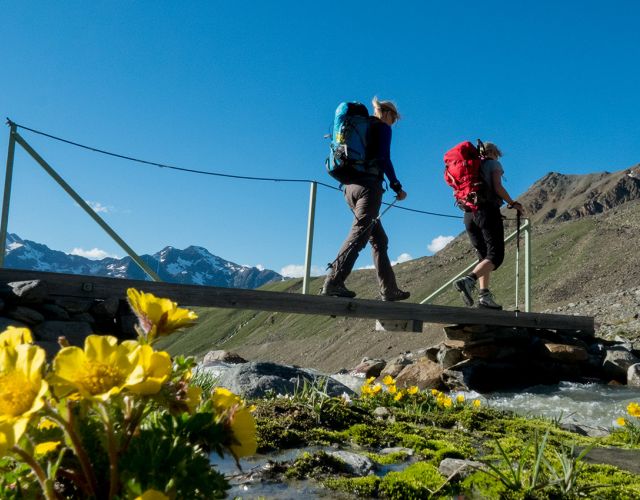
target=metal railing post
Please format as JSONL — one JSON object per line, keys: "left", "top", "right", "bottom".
{"left": 525, "top": 219, "right": 532, "bottom": 312}
{"left": 0, "top": 122, "right": 16, "bottom": 267}
{"left": 0, "top": 122, "right": 17, "bottom": 267}
{"left": 12, "top": 131, "right": 161, "bottom": 282}
{"left": 302, "top": 181, "right": 317, "bottom": 294}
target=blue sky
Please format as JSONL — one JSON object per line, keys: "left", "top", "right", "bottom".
{"left": 2, "top": 1, "right": 639, "bottom": 277}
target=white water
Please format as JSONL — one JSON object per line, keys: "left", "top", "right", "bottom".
{"left": 477, "top": 382, "right": 640, "bottom": 430}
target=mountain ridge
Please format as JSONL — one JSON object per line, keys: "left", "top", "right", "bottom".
{"left": 4, "top": 234, "right": 283, "bottom": 289}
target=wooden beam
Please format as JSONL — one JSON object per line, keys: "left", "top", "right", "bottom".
{"left": 0, "top": 269, "right": 594, "bottom": 332}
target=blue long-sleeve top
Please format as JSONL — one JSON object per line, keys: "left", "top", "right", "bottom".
{"left": 366, "top": 119, "right": 402, "bottom": 193}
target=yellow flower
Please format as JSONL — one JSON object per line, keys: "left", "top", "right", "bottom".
{"left": 185, "top": 385, "right": 203, "bottom": 413}
{"left": 361, "top": 384, "right": 372, "bottom": 396}
{"left": 473, "top": 399, "right": 481, "bottom": 408}
{"left": 211, "top": 388, "right": 257, "bottom": 459}
{"left": 37, "top": 418, "right": 58, "bottom": 430}
{"left": 388, "top": 384, "right": 397, "bottom": 395}
{"left": 394, "top": 391, "right": 404, "bottom": 401}
{"left": 34, "top": 440, "right": 61, "bottom": 457}
{"left": 135, "top": 490, "right": 169, "bottom": 500}
{"left": 407, "top": 386, "right": 419, "bottom": 395}
{"left": 431, "top": 389, "right": 440, "bottom": 396}
{"left": 127, "top": 288, "right": 198, "bottom": 341}
{"left": 371, "top": 384, "right": 382, "bottom": 395}
{"left": 366, "top": 376, "right": 376, "bottom": 385}
{"left": 617, "top": 417, "right": 626, "bottom": 427}
{"left": 0, "top": 344, "right": 48, "bottom": 455}
{"left": 443, "top": 397, "right": 453, "bottom": 408}
{"left": 50, "top": 335, "right": 142, "bottom": 401}
{"left": 628, "top": 402, "right": 640, "bottom": 418}
{"left": 0, "top": 327, "right": 33, "bottom": 347}
{"left": 123, "top": 342, "right": 172, "bottom": 395}
{"left": 456, "top": 394, "right": 465, "bottom": 403}
{"left": 382, "top": 375, "right": 395, "bottom": 386}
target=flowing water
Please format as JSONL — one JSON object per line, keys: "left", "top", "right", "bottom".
{"left": 478, "top": 381, "right": 640, "bottom": 430}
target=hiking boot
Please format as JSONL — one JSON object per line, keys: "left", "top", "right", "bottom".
{"left": 478, "top": 290, "right": 502, "bottom": 310}
{"left": 380, "top": 289, "right": 411, "bottom": 302}
{"left": 321, "top": 280, "right": 356, "bottom": 298}
{"left": 453, "top": 276, "right": 476, "bottom": 306}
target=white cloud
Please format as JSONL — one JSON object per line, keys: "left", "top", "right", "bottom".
{"left": 357, "top": 264, "right": 375, "bottom": 270}
{"left": 70, "top": 247, "right": 119, "bottom": 260}
{"left": 86, "top": 200, "right": 111, "bottom": 213}
{"left": 428, "top": 235, "right": 455, "bottom": 253}
{"left": 280, "top": 264, "right": 324, "bottom": 278}
{"left": 392, "top": 253, "right": 413, "bottom": 266}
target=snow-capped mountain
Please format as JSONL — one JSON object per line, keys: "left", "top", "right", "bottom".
{"left": 4, "top": 234, "right": 283, "bottom": 289}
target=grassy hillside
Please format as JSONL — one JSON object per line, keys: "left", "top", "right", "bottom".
{"left": 157, "top": 197, "right": 640, "bottom": 372}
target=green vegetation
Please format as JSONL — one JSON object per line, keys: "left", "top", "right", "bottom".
{"left": 250, "top": 381, "right": 640, "bottom": 499}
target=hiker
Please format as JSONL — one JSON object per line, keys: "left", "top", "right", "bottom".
{"left": 454, "top": 142, "right": 524, "bottom": 309}
{"left": 321, "top": 97, "right": 410, "bottom": 301}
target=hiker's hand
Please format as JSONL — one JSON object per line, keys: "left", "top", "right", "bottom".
{"left": 509, "top": 201, "right": 524, "bottom": 214}
{"left": 395, "top": 190, "right": 407, "bottom": 201}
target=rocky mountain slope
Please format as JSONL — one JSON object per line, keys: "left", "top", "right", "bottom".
{"left": 5, "top": 233, "right": 283, "bottom": 289}
{"left": 157, "top": 165, "right": 640, "bottom": 372}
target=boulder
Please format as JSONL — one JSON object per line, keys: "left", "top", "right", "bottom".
{"left": 350, "top": 358, "right": 386, "bottom": 379}
{"left": 437, "top": 347, "right": 464, "bottom": 369}
{"left": 90, "top": 297, "right": 121, "bottom": 319}
{"left": 326, "top": 451, "right": 375, "bottom": 476}
{"left": 379, "top": 354, "right": 414, "bottom": 378}
{"left": 5, "top": 306, "right": 45, "bottom": 325}
{"left": 395, "top": 357, "right": 444, "bottom": 390}
{"left": 603, "top": 346, "right": 640, "bottom": 381}
{"left": 627, "top": 363, "right": 640, "bottom": 387}
{"left": 214, "top": 361, "right": 354, "bottom": 399}
{"left": 202, "top": 350, "right": 247, "bottom": 364}
{"left": 541, "top": 342, "right": 589, "bottom": 363}
{"left": 40, "top": 303, "right": 71, "bottom": 321}
{"left": 6, "top": 280, "right": 48, "bottom": 304}
{"left": 53, "top": 297, "right": 93, "bottom": 314}
{"left": 0, "top": 317, "right": 29, "bottom": 330}
{"left": 438, "top": 458, "right": 484, "bottom": 480}
{"left": 34, "top": 321, "right": 93, "bottom": 346}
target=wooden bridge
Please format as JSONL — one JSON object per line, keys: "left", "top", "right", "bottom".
{"left": 0, "top": 269, "right": 594, "bottom": 334}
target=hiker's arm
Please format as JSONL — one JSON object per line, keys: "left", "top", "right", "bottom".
{"left": 492, "top": 169, "right": 524, "bottom": 213}
{"left": 372, "top": 123, "right": 405, "bottom": 197}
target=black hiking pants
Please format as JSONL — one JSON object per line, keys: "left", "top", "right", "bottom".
{"left": 463, "top": 205, "right": 505, "bottom": 269}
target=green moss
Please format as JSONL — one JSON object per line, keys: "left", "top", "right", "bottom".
{"left": 346, "top": 423, "right": 395, "bottom": 448}
{"left": 319, "top": 398, "right": 372, "bottom": 430}
{"left": 378, "top": 462, "right": 448, "bottom": 499}
{"left": 285, "top": 451, "right": 349, "bottom": 480}
{"left": 365, "top": 451, "right": 410, "bottom": 465}
{"left": 459, "top": 470, "right": 511, "bottom": 499}
{"left": 324, "top": 475, "right": 380, "bottom": 497}
{"left": 575, "top": 463, "right": 640, "bottom": 499}
{"left": 253, "top": 399, "right": 320, "bottom": 451}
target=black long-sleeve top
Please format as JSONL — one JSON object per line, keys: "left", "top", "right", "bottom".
{"left": 366, "top": 118, "right": 402, "bottom": 193}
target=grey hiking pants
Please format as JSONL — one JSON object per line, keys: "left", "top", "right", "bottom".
{"left": 327, "top": 184, "right": 399, "bottom": 294}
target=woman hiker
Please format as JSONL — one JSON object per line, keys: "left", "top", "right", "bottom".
{"left": 454, "top": 142, "right": 525, "bottom": 309}
{"left": 321, "top": 97, "right": 410, "bottom": 301}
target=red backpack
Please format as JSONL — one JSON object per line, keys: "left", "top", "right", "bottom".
{"left": 443, "top": 140, "right": 486, "bottom": 211}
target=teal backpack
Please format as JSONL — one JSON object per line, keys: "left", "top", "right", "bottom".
{"left": 326, "top": 102, "right": 378, "bottom": 183}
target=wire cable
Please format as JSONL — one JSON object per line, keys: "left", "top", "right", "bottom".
{"left": 6, "top": 118, "right": 532, "bottom": 221}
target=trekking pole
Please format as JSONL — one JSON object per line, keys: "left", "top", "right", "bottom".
{"left": 515, "top": 211, "right": 521, "bottom": 311}
{"left": 326, "top": 197, "right": 399, "bottom": 272}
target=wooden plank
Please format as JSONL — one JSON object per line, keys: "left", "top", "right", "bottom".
{"left": 0, "top": 269, "right": 594, "bottom": 332}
